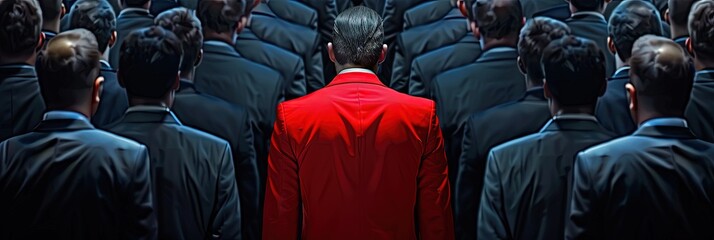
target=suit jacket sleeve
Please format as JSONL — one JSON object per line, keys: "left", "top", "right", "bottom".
{"left": 565, "top": 153, "right": 601, "bottom": 240}
{"left": 234, "top": 113, "right": 258, "bottom": 240}
{"left": 455, "top": 116, "right": 481, "bottom": 240}
{"left": 262, "top": 104, "right": 301, "bottom": 239}
{"left": 123, "top": 147, "right": 158, "bottom": 240}
{"left": 307, "top": 36, "right": 325, "bottom": 93}
{"left": 213, "top": 144, "right": 242, "bottom": 240}
{"left": 286, "top": 58, "right": 307, "bottom": 100}
{"left": 477, "top": 151, "right": 510, "bottom": 240}
{"left": 417, "top": 104, "right": 455, "bottom": 240}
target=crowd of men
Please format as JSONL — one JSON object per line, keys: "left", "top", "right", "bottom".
{"left": 1, "top": 0, "right": 714, "bottom": 239}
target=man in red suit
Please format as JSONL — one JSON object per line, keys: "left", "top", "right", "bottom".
{"left": 263, "top": 6, "right": 454, "bottom": 240}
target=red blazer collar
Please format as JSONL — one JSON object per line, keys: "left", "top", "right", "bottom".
{"left": 327, "top": 71, "right": 385, "bottom": 87}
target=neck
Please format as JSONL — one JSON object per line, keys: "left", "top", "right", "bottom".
{"left": 0, "top": 54, "right": 34, "bottom": 66}
{"left": 42, "top": 21, "right": 60, "bottom": 34}
{"left": 615, "top": 54, "right": 629, "bottom": 70}
{"left": 204, "top": 31, "right": 235, "bottom": 45}
{"left": 128, "top": 94, "right": 172, "bottom": 108}
{"left": 550, "top": 100, "right": 596, "bottom": 116}
{"left": 180, "top": 71, "right": 194, "bottom": 82}
{"left": 570, "top": 5, "right": 603, "bottom": 14}
{"left": 334, "top": 64, "right": 378, "bottom": 75}
{"left": 694, "top": 57, "right": 714, "bottom": 71}
{"left": 671, "top": 27, "right": 688, "bottom": 40}
{"left": 525, "top": 77, "right": 543, "bottom": 90}
{"left": 482, "top": 37, "right": 517, "bottom": 52}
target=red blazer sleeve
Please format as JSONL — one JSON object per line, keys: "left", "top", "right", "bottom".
{"left": 417, "top": 103, "right": 455, "bottom": 240}
{"left": 262, "top": 104, "right": 300, "bottom": 239}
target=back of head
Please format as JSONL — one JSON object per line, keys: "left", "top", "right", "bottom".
{"left": 629, "top": 35, "right": 693, "bottom": 115}
{"left": 198, "top": 0, "right": 244, "bottom": 33}
{"left": 36, "top": 29, "right": 100, "bottom": 109}
{"left": 37, "top": 0, "right": 61, "bottom": 24}
{"left": 689, "top": 0, "right": 714, "bottom": 61}
{"left": 119, "top": 26, "right": 182, "bottom": 99}
{"left": 332, "top": 6, "right": 384, "bottom": 68}
{"left": 570, "top": 0, "right": 606, "bottom": 12}
{"left": 518, "top": 17, "right": 570, "bottom": 84}
{"left": 123, "top": 0, "right": 149, "bottom": 9}
{"left": 669, "top": 0, "right": 700, "bottom": 28}
{"left": 0, "top": 0, "right": 42, "bottom": 59}
{"left": 156, "top": 7, "right": 203, "bottom": 74}
{"left": 608, "top": 0, "right": 663, "bottom": 61}
{"left": 69, "top": 0, "right": 116, "bottom": 54}
{"left": 474, "top": 0, "right": 524, "bottom": 39}
{"left": 541, "top": 36, "right": 606, "bottom": 106}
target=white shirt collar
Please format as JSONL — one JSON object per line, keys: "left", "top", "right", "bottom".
{"left": 553, "top": 113, "right": 598, "bottom": 122}
{"left": 126, "top": 105, "right": 171, "bottom": 113}
{"left": 339, "top": 68, "right": 375, "bottom": 75}
{"left": 614, "top": 66, "right": 631, "bottom": 76}
{"left": 43, "top": 110, "right": 90, "bottom": 121}
{"left": 121, "top": 8, "right": 150, "bottom": 14}
{"left": 641, "top": 118, "right": 688, "bottom": 128}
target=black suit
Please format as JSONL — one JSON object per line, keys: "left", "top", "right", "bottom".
{"left": 295, "top": 0, "right": 339, "bottom": 82}
{"left": 149, "top": 0, "right": 180, "bottom": 17}
{"left": 686, "top": 70, "right": 714, "bottom": 142}
{"left": 172, "top": 81, "right": 260, "bottom": 240}
{"left": 110, "top": 9, "right": 154, "bottom": 69}
{"left": 0, "top": 115, "right": 156, "bottom": 240}
{"left": 455, "top": 88, "right": 550, "bottom": 240}
{"left": 409, "top": 34, "right": 481, "bottom": 98}
{"left": 107, "top": 107, "right": 241, "bottom": 240}
{"left": 194, "top": 40, "right": 283, "bottom": 196}
{"left": 479, "top": 116, "right": 615, "bottom": 240}
{"left": 92, "top": 61, "right": 128, "bottom": 129}
{"left": 0, "top": 64, "right": 45, "bottom": 142}
{"left": 390, "top": 4, "right": 469, "bottom": 92}
{"left": 237, "top": 28, "right": 307, "bottom": 100}
{"left": 595, "top": 67, "right": 636, "bottom": 136}
{"left": 520, "top": 0, "right": 567, "bottom": 18}
{"left": 379, "top": 0, "right": 429, "bottom": 84}
{"left": 250, "top": 4, "right": 324, "bottom": 92}
{"left": 256, "top": 1, "right": 317, "bottom": 29}
{"left": 565, "top": 12, "right": 616, "bottom": 78}
{"left": 566, "top": 121, "right": 714, "bottom": 239}
{"left": 432, "top": 47, "right": 526, "bottom": 186}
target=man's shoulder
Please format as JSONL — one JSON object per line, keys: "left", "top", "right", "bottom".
{"left": 281, "top": 86, "right": 435, "bottom": 114}
{"left": 4, "top": 128, "right": 146, "bottom": 155}
{"left": 174, "top": 92, "right": 247, "bottom": 120}
{"left": 433, "top": 62, "right": 481, "bottom": 86}
{"left": 490, "top": 132, "right": 542, "bottom": 159}
{"left": 175, "top": 124, "right": 231, "bottom": 150}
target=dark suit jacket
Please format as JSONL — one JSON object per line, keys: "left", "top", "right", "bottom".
{"left": 255, "top": 1, "right": 317, "bottom": 29}
{"left": 172, "top": 80, "right": 260, "bottom": 240}
{"left": 455, "top": 88, "right": 550, "bottom": 240}
{"left": 409, "top": 34, "right": 481, "bottom": 98}
{"left": 107, "top": 108, "right": 241, "bottom": 240}
{"left": 295, "top": 0, "right": 339, "bottom": 83}
{"left": 595, "top": 67, "right": 636, "bottom": 136}
{"left": 566, "top": 122, "right": 714, "bottom": 239}
{"left": 194, "top": 40, "right": 283, "bottom": 195}
{"left": 520, "top": 0, "right": 567, "bottom": 18}
{"left": 686, "top": 70, "right": 714, "bottom": 142}
{"left": 237, "top": 28, "right": 307, "bottom": 100}
{"left": 110, "top": 9, "right": 154, "bottom": 69}
{"left": 390, "top": 5, "right": 469, "bottom": 92}
{"left": 0, "top": 64, "right": 45, "bottom": 142}
{"left": 432, "top": 47, "right": 526, "bottom": 186}
{"left": 479, "top": 116, "right": 615, "bottom": 240}
{"left": 92, "top": 61, "right": 128, "bottom": 129}
{"left": 150, "top": 0, "right": 180, "bottom": 17}
{"left": 382, "top": 0, "right": 425, "bottom": 46}
{"left": 565, "top": 12, "right": 616, "bottom": 78}
{"left": 0, "top": 116, "right": 156, "bottom": 240}
{"left": 250, "top": 4, "right": 324, "bottom": 92}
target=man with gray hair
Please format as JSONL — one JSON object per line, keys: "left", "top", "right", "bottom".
{"left": 262, "top": 6, "right": 454, "bottom": 240}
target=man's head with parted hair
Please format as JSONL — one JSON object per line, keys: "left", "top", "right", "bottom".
{"left": 628, "top": 35, "right": 693, "bottom": 121}
{"left": 518, "top": 17, "right": 571, "bottom": 86}
{"left": 156, "top": 7, "right": 203, "bottom": 76}
{"left": 0, "top": 0, "right": 43, "bottom": 62}
{"left": 473, "top": 0, "right": 524, "bottom": 40}
{"left": 69, "top": 0, "right": 116, "bottom": 54}
{"left": 688, "top": 0, "right": 714, "bottom": 64}
{"left": 541, "top": 36, "right": 607, "bottom": 109}
{"left": 329, "top": 6, "right": 386, "bottom": 70}
{"left": 608, "top": 0, "right": 663, "bottom": 63}
{"left": 118, "top": 26, "right": 183, "bottom": 100}
{"left": 36, "top": 28, "right": 102, "bottom": 113}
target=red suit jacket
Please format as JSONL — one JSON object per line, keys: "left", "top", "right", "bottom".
{"left": 263, "top": 70, "right": 454, "bottom": 240}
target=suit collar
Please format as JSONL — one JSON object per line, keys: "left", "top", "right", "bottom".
{"left": 633, "top": 125, "right": 697, "bottom": 139}
{"left": 178, "top": 80, "right": 198, "bottom": 94}
{"left": 35, "top": 117, "right": 95, "bottom": 132}
{"left": 695, "top": 69, "right": 714, "bottom": 83}
{"left": 327, "top": 71, "right": 385, "bottom": 87}
{"left": 121, "top": 105, "right": 182, "bottom": 125}
{"left": 569, "top": 11, "right": 606, "bottom": 23}
{"left": 42, "top": 31, "right": 57, "bottom": 41}
{"left": 100, "top": 60, "right": 114, "bottom": 72}
{"left": 203, "top": 40, "right": 241, "bottom": 57}
{"left": 523, "top": 87, "right": 546, "bottom": 101}
{"left": 119, "top": 8, "right": 151, "bottom": 18}
{"left": 540, "top": 114, "right": 604, "bottom": 133}
{"left": 477, "top": 47, "right": 518, "bottom": 63}
{"left": 0, "top": 64, "right": 37, "bottom": 83}
{"left": 610, "top": 67, "right": 630, "bottom": 81}
{"left": 674, "top": 36, "right": 689, "bottom": 46}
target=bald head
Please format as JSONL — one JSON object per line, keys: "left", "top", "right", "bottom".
{"left": 474, "top": 0, "right": 524, "bottom": 40}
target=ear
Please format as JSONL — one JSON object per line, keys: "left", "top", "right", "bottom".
{"left": 517, "top": 56, "right": 527, "bottom": 75}
{"left": 93, "top": 76, "right": 105, "bottom": 104}
{"left": 195, "top": 49, "right": 203, "bottom": 67}
{"left": 36, "top": 32, "right": 46, "bottom": 52}
{"left": 664, "top": 8, "right": 670, "bottom": 24}
{"left": 458, "top": 0, "right": 468, "bottom": 17}
{"left": 61, "top": 3, "right": 66, "bottom": 19}
{"left": 471, "top": 21, "right": 480, "bottom": 39}
{"left": 687, "top": 37, "right": 694, "bottom": 56}
{"left": 626, "top": 82, "right": 637, "bottom": 120}
{"left": 235, "top": 16, "right": 248, "bottom": 34}
{"left": 108, "top": 31, "right": 117, "bottom": 49}
{"left": 378, "top": 44, "right": 388, "bottom": 64}
{"left": 327, "top": 42, "right": 337, "bottom": 63}
{"left": 607, "top": 36, "right": 616, "bottom": 54}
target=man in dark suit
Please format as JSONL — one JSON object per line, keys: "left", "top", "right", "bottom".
{"left": 110, "top": 26, "right": 241, "bottom": 240}
{"left": 455, "top": 17, "right": 569, "bottom": 240}
{"left": 686, "top": 1, "right": 714, "bottom": 142}
{"left": 565, "top": 0, "right": 616, "bottom": 78}
{"left": 478, "top": 36, "right": 615, "bottom": 240}
{"left": 666, "top": 0, "right": 699, "bottom": 50}
{"left": 566, "top": 35, "right": 714, "bottom": 239}
{"left": 0, "top": 0, "right": 46, "bottom": 142}
{"left": 194, "top": 0, "right": 283, "bottom": 203}
{"left": 156, "top": 8, "right": 260, "bottom": 239}
{"left": 520, "top": 0, "right": 566, "bottom": 18}
{"left": 432, "top": 0, "right": 525, "bottom": 185}
{"left": 250, "top": 0, "right": 323, "bottom": 92}
{"left": 38, "top": 0, "right": 63, "bottom": 44}
{"left": 296, "top": 0, "right": 339, "bottom": 82}
{"left": 109, "top": 0, "right": 154, "bottom": 68}
{"left": 596, "top": 0, "right": 663, "bottom": 136}
{"left": 0, "top": 29, "right": 157, "bottom": 240}
{"left": 254, "top": 0, "right": 317, "bottom": 29}
{"left": 68, "top": 0, "right": 128, "bottom": 129}
{"left": 378, "top": 0, "right": 426, "bottom": 84}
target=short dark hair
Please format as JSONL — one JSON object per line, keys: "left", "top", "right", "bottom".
{"left": 197, "top": 0, "right": 243, "bottom": 34}
{"left": 689, "top": 0, "right": 714, "bottom": 60}
{"left": 608, "top": 0, "right": 663, "bottom": 62}
{"left": 38, "top": 0, "right": 62, "bottom": 22}
{"left": 119, "top": 26, "right": 183, "bottom": 98}
{"left": 569, "top": 0, "right": 606, "bottom": 12}
{"left": 669, "top": 0, "right": 700, "bottom": 28}
{"left": 630, "top": 35, "right": 693, "bottom": 114}
{"left": 123, "top": 0, "right": 149, "bottom": 8}
{"left": 156, "top": 7, "right": 203, "bottom": 74}
{"left": 69, "top": 0, "right": 116, "bottom": 53}
{"left": 332, "top": 6, "right": 384, "bottom": 67}
{"left": 474, "top": 0, "right": 524, "bottom": 39}
{"left": 36, "top": 29, "right": 101, "bottom": 108}
{"left": 518, "top": 17, "right": 570, "bottom": 83}
{"left": 541, "top": 36, "right": 606, "bottom": 106}
{"left": 0, "top": 0, "right": 42, "bottom": 57}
